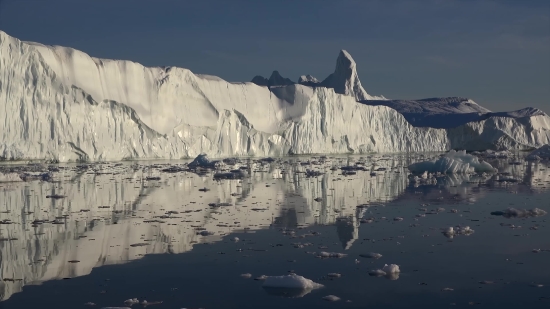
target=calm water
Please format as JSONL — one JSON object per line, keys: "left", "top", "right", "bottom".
{"left": 0, "top": 154, "right": 549, "bottom": 309}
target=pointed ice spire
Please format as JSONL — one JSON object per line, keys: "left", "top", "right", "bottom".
{"left": 321, "top": 50, "right": 385, "bottom": 101}
{"left": 268, "top": 71, "right": 294, "bottom": 86}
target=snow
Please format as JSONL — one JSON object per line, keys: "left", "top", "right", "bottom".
{"left": 408, "top": 150, "right": 497, "bottom": 174}
{"left": 526, "top": 145, "right": 550, "bottom": 161}
{"left": 262, "top": 274, "right": 323, "bottom": 290}
{"left": 1, "top": 30, "right": 549, "bottom": 162}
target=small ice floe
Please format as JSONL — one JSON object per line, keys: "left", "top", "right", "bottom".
{"left": 393, "top": 217, "right": 404, "bottom": 221}
{"left": 359, "top": 252, "right": 382, "bottom": 259}
{"left": 491, "top": 208, "right": 547, "bottom": 218}
{"left": 254, "top": 275, "right": 268, "bottom": 281}
{"left": 479, "top": 280, "right": 495, "bottom": 284}
{"left": 262, "top": 274, "right": 323, "bottom": 298}
{"left": 232, "top": 237, "right": 240, "bottom": 242}
{"left": 84, "top": 302, "right": 96, "bottom": 306}
{"left": 101, "top": 307, "right": 131, "bottom": 309}
{"left": 322, "top": 295, "right": 341, "bottom": 301}
{"left": 124, "top": 298, "right": 139, "bottom": 306}
{"left": 241, "top": 273, "right": 252, "bottom": 278}
{"left": 443, "top": 226, "right": 474, "bottom": 238}
{"left": 327, "top": 273, "right": 341, "bottom": 278}
{"left": 530, "top": 283, "right": 544, "bottom": 288}
{"left": 382, "top": 264, "right": 400, "bottom": 274}
{"left": 441, "top": 288, "right": 454, "bottom": 291}
{"left": 188, "top": 154, "right": 222, "bottom": 169}
{"left": 141, "top": 300, "right": 162, "bottom": 306}
{"left": 369, "top": 269, "right": 386, "bottom": 277}
{"left": 317, "top": 251, "right": 347, "bottom": 258}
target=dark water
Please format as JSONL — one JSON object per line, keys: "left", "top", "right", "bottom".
{"left": 0, "top": 154, "right": 549, "bottom": 309}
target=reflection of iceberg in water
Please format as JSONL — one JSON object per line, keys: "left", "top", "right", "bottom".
{"left": 336, "top": 217, "right": 360, "bottom": 250}
{"left": 0, "top": 156, "right": 549, "bottom": 301}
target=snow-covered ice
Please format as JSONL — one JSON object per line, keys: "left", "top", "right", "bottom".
{"left": 409, "top": 150, "right": 497, "bottom": 174}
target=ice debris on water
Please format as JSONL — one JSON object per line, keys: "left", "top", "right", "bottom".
{"left": 382, "top": 264, "right": 400, "bottom": 274}
{"left": 359, "top": 252, "right": 382, "bottom": 259}
{"left": 241, "top": 273, "right": 252, "bottom": 278}
{"left": 409, "top": 150, "right": 497, "bottom": 174}
{"left": 322, "top": 295, "right": 341, "bottom": 301}
{"left": 124, "top": 298, "right": 139, "bottom": 306}
{"left": 443, "top": 226, "right": 475, "bottom": 238}
{"left": 369, "top": 269, "right": 386, "bottom": 277}
{"left": 188, "top": 154, "right": 222, "bottom": 169}
{"left": 262, "top": 274, "right": 323, "bottom": 290}
{"left": 491, "top": 208, "right": 547, "bottom": 218}
{"left": 317, "top": 251, "right": 347, "bottom": 258}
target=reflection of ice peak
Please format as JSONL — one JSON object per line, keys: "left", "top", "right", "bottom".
{"left": 336, "top": 217, "right": 359, "bottom": 250}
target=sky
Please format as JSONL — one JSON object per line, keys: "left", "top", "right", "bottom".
{"left": 1, "top": 0, "right": 549, "bottom": 113}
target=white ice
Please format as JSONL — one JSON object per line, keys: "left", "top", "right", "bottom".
{"left": 1, "top": 30, "right": 549, "bottom": 161}
{"left": 409, "top": 150, "right": 497, "bottom": 174}
{"left": 262, "top": 274, "right": 323, "bottom": 290}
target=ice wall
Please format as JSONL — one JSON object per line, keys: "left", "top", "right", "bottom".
{"left": 1, "top": 31, "right": 548, "bottom": 162}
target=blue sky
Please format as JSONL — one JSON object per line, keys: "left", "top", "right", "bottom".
{"left": 1, "top": 0, "right": 548, "bottom": 113}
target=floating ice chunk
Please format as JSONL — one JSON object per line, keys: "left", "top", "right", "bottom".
{"left": 359, "top": 252, "right": 382, "bottom": 259}
{"left": 458, "top": 226, "right": 474, "bottom": 235}
{"left": 254, "top": 275, "right": 268, "bottom": 281}
{"left": 124, "top": 298, "right": 139, "bottom": 306}
{"left": 318, "top": 251, "right": 347, "bottom": 258}
{"left": 101, "top": 307, "right": 131, "bottom": 309}
{"left": 188, "top": 154, "right": 222, "bottom": 169}
{"left": 241, "top": 273, "right": 252, "bottom": 278}
{"left": 526, "top": 145, "right": 550, "bottom": 161}
{"left": 409, "top": 150, "right": 497, "bottom": 174}
{"left": 263, "top": 274, "right": 323, "bottom": 290}
{"left": 382, "top": 264, "right": 400, "bottom": 274}
{"left": 369, "top": 269, "right": 386, "bottom": 276}
{"left": 443, "top": 227, "right": 455, "bottom": 235}
{"left": 491, "top": 208, "right": 547, "bottom": 218}
{"left": 327, "top": 273, "right": 341, "bottom": 278}
{"left": 232, "top": 237, "right": 240, "bottom": 242}
{"left": 322, "top": 295, "right": 341, "bottom": 301}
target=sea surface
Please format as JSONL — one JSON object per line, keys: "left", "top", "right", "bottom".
{"left": 0, "top": 154, "right": 549, "bottom": 309}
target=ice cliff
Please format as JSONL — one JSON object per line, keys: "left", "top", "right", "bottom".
{"left": 0, "top": 30, "right": 549, "bottom": 162}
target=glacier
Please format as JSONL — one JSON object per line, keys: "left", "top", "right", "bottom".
{"left": 1, "top": 30, "right": 549, "bottom": 162}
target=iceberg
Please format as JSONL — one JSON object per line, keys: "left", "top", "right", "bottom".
{"left": 409, "top": 150, "right": 497, "bottom": 174}
{"left": 526, "top": 145, "right": 550, "bottom": 161}
{"left": 1, "top": 30, "right": 549, "bottom": 162}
